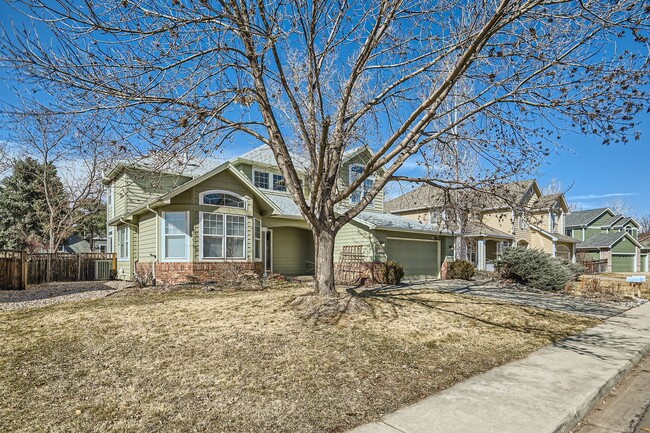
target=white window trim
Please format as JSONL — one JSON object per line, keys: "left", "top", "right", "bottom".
{"left": 117, "top": 226, "right": 130, "bottom": 261}
{"left": 199, "top": 212, "right": 248, "bottom": 261}
{"left": 107, "top": 228, "right": 114, "bottom": 254}
{"left": 254, "top": 218, "right": 262, "bottom": 262}
{"left": 199, "top": 190, "right": 247, "bottom": 209}
{"left": 108, "top": 184, "right": 115, "bottom": 219}
{"left": 349, "top": 163, "right": 375, "bottom": 207}
{"left": 161, "top": 211, "right": 190, "bottom": 262}
{"left": 253, "top": 169, "right": 288, "bottom": 192}
{"left": 252, "top": 169, "right": 270, "bottom": 190}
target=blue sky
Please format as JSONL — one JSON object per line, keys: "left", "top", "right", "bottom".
{"left": 0, "top": 2, "right": 648, "bottom": 216}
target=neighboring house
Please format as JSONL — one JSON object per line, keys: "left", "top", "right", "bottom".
{"left": 566, "top": 208, "right": 648, "bottom": 272}
{"left": 385, "top": 179, "right": 578, "bottom": 271}
{"left": 103, "top": 145, "right": 455, "bottom": 284}
{"left": 58, "top": 234, "right": 108, "bottom": 254}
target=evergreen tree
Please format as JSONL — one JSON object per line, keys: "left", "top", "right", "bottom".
{"left": 0, "top": 157, "right": 66, "bottom": 251}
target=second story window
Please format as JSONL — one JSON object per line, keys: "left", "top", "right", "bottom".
{"left": 254, "top": 171, "right": 269, "bottom": 189}
{"left": 272, "top": 174, "right": 287, "bottom": 192}
{"left": 550, "top": 212, "right": 558, "bottom": 233}
{"left": 254, "top": 169, "right": 288, "bottom": 192}
{"left": 107, "top": 184, "right": 115, "bottom": 219}
{"left": 349, "top": 164, "right": 374, "bottom": 206}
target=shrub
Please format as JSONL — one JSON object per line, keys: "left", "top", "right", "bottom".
{"left": 448, "top": 260, "right": 476, "bottom": 280}
{"left": 495, "top": 247, "right": 581, "bottom": 291}
{"left": 384, "top": 260, "right": 405, "bottom": 285}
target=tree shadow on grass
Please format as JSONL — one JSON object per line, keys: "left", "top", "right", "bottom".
{"left": 342, "top": 285, "right": 593, "bottom": 341}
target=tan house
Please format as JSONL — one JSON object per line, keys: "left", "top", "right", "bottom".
{"left": 385, "top": 180, "right": 578, "bottom": 271}
{"left": 103, "top": 145, "right": 456, "bottom": 284}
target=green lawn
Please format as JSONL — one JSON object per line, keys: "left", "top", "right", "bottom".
{"left": 0, "top": 285, "right": 600, "bottom": 433}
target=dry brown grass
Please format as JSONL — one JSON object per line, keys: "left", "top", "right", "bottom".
{"left": 1, "top": 284, "right": 599, "bottom": 433}
{"left": 569, "top": 275, "right": 650, "bottom": 301}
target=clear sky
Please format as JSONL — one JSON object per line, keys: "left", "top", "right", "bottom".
{"left": 0, "top": 2, "right": 648, "bottom": 217}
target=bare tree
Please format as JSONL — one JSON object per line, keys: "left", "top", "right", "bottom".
{"left": 637, "top": 214, "right": 650, "bottom": 234}
{"left": 608, "top": 197, "right": 632, "bottom": 216}
{"left": 1, "top": 0, "right": 647, "bottom": 296}
{"left": 7, "top": 109, "right": 116, "bottom": 252}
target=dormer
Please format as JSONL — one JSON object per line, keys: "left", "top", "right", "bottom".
{"left": 339, "top": 146, "right": 385, "bottom": 213}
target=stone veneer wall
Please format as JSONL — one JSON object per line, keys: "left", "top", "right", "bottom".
{"left": 136, "top": 261, "right": 263, "bottom": 285}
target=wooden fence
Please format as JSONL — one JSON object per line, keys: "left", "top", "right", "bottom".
{"left": 582, "top": 259, "right": 608, "bottom": 275}
{"left": 0, "top": 251, "right": 116, "bottom": 289}
{"left": 0, "top": 250, "right": 27, "bottom": 290}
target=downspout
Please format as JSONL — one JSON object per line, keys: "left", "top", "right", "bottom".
{"left": 146, "top": 205, "right": 159, "bottom": 286}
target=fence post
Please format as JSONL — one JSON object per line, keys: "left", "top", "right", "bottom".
{"left": 21, "top": 250, "right": 28, "bottom": 290}
{"left": 77, "top": 254, "right": 82, "bottom": 281}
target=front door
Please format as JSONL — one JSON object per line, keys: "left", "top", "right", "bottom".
{"left": 262, "top": 229, "right": 273, "bottom": 276}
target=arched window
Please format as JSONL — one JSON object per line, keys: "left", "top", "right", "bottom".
{"left": 517, "top": 240, "right": 529, "bottom": 249}
{"left": 200, "top": 191, "right": 246, "bottom": 209}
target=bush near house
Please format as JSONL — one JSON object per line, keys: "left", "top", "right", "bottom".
{"left": 495, "top": 247, "right": 582, "bottom": 291}
{"left": 447, "top": 260, "right": 476, "bottom": 280}
{"left": 383, "top": 260, "right": 405, "bottom": 285}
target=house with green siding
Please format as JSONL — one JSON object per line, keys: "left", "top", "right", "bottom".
{"left": 103, "top": 145, "right": 455, "bottom": 284}
{"left": 566, "top": 208, "right": 648, "bottom": 272}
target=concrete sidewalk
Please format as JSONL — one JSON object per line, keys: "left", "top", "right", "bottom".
{"left": 348, "top": 302, "right": 650, "bottom": 433}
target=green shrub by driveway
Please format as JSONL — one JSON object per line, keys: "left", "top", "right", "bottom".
{"left": 495, "top": 247, "right": 582, "bottom": 291}
{"left": 448, "top": 260, "right": 476, "bottom": 280}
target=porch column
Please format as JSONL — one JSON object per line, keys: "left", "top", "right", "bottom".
{"left": 477, "top": 240, "right": 487, "bottom": 271}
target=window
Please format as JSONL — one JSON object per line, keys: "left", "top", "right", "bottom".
{"left": 272, "top": 174, "right": 287, "bottom": 192}
{"left": 626, "top": 226, "right": 633, "bottom": 235}
{"left": 254, "top": 169, "right": 288, "bottom": 192}
{"left": 201, "top": 191, "right": 246, "bottom": 209}
{"left": 162, "top": 212, "right": 189, "bottom": 260}
{"left": 349, "top": 164, "right": 374, "bottom": 206}
{"left": 550, "top": 212, "right": 558, "bottom": 233}
{"left": 107, "top": 184, "right": 115, "bottom": 219}
{"left": 107, "top": 228, "right": 114, "bottom": 253}
{"left": 117, "top": 226, "right": 130, "bottom": 260}
{"left": 201, "top": 213, "right": 247, "bottom": 259}
{"left": 254, "top": 170, "right": 269, "bottom": 189}
{"left": 254, "top": 219, "right": 262, "bottom": 261}
{"left": 518, "top": 214, "right": 526, "bottom": 230}
{"left": 496, "top": 241, "right": 510, "bottom": 259}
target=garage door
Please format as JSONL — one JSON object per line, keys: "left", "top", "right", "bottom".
{"left": 612, "top": 254, "right": 635, "bottom": 272}
{"left": 386, "top": 238, "right": 439, "bottom": 281}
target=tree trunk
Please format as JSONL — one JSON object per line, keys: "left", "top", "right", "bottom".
{"left": 313, "top": 229, "right": 338, "bottom": 297}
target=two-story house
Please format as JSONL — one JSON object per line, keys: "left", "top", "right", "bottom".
{"left": 566, "top": 207, "right": 648, "bottom": 272}
{"left": 103, "top": 145, "right": 455, "bottom": 284}
{"left": 385, "top": 179, "right": 578, "bottom": 271}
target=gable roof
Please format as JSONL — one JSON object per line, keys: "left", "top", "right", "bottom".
{"left": 531, "top": 193, "right": 567, "bottom": 211}
{"left": 463, "top": 221, "right": 514, "bottom": 239}
{"left": 353, "top": 211, "right": 453, "bottom": 235}
{"left": 112, "top": 162, "right": 282, "bottom": 222}
{"left": 529, "top": 225, "right": 579, "bottom": 243}
{"left": 611, "top": 216, "right": 640, "bottom": 228}
{"left": 565, "top": 207, "right": 613, "bottom": 227}
{"left": 233, "top": 145, "right": 310, "bottom": 171}
{"left": 576, "top": 231, "right": 642, "bottom": 249}
{"left": 600, "top": 214, "right": 625, "bottom": 227}
{"left": 385, "top": 179, "right": 542, "bottom": 214}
